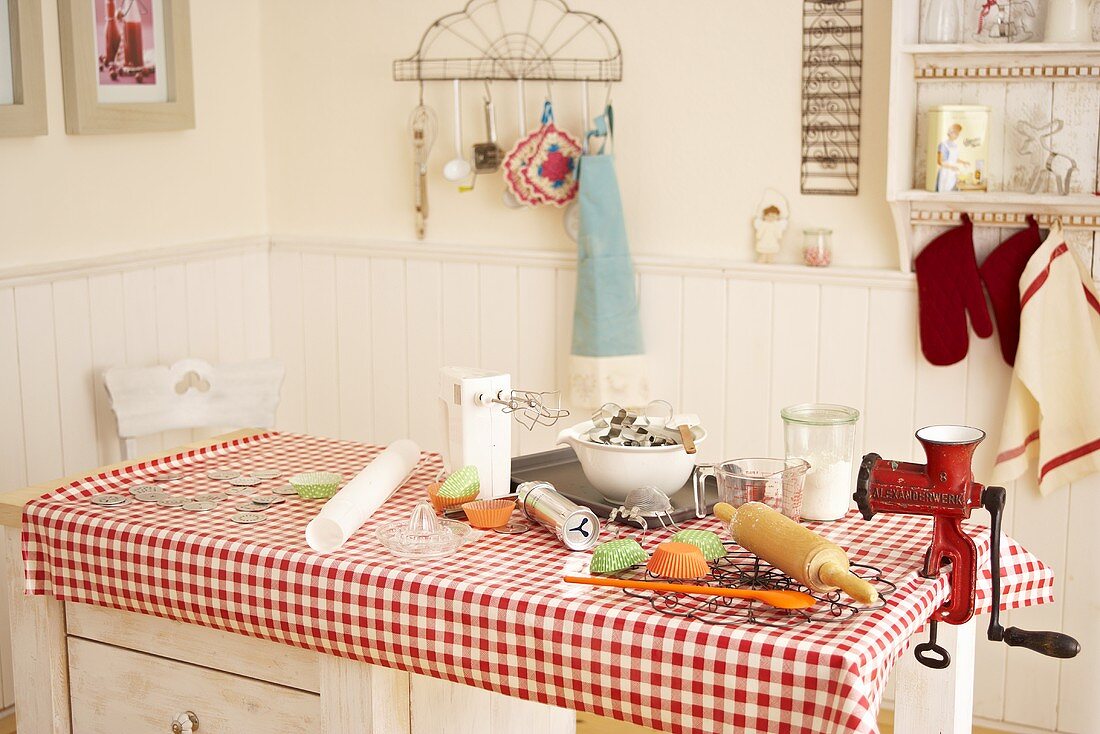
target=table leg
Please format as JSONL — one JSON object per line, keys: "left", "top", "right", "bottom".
{"left": 3, "top": 528, "right": 71, "bottom": 734}
{"left": 409, "top": 673, "right": 577, "bottom": 734}
{"left": 892, "top": 618, "right": 976, "bottom": 734}
{"left": 320, "top": 656, "right": 411, "bottom": 734}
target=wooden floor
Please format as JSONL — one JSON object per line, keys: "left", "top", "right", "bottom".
{"left": 577, "top": 710, "right": 1007, "bottom": 734}
{"left": 0, "top": 708, "right": 1012, "bottom": 733}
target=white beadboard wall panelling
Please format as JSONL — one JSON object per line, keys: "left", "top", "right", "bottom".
{"left": 1059, "top": 474, "right": 1100, "bottom": 733}
{"left": 0, "top": 238, "right": 273, "bottom": 482}
{"left": 88, "top": 273, "right": 128, "bottom": 466}
{"left": 270, "top": 249, "right": 307, "bottom": 432}
{"left": 406, "top": 260, "right": 444, "bottom": 453}
{"left": 638, "top": 273, "right": 684, "bottom": 419}
{"left": 767, "top": 283, "right": 822, "bottom": 456}
{"left": 369, "top": 258, "right": 410, "bottom": 445}
{"left": 681, "top": 276, "right": 727, "bottom": 463}
{"left": 725, "top": 280, "right": 774, "bottom": 458}
{"left": 300, "top": 253, "right": 341, "bottom": 439}
{"left": 516, "top": 266, "right": 559, "bottom": 457}
{"left": 122, "top": 269, "right": 165, "bottom": 458}
{"left": 0, "top": 237, "right": 269, "bottom": 289}
{"left": 154, "top": 264, "right": 194, "bottom": 453}
{"left": 479, "top": 264, "right": 520, "bottom": 456}
{"left": 51, "top": 279, "right": 99, "bottom": 478}
{"left": 0, "top": 291, "right": 27, "bottom": 496}
{"left": 334, "top": 256, "right": 374, "bottom": 444}
{"left": 13, "top": 284, "right": 65, "bottom": 485}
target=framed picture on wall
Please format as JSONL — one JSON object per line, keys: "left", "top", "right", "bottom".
{"left": 58, "top": 0, "right": 194, "bottom": 134}
{"left": 0, "top": 0, "right": 48, "bottom": 137}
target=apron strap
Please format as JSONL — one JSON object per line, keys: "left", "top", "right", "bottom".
{"left": 586, "top": 105, "right": 614, "bottom": 156}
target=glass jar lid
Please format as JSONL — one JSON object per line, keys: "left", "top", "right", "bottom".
{"left": 780, "top": 403, "right": 860, "bottom": 426}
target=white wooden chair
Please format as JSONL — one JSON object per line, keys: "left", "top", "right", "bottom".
{"left": 104, "top": 358, "right": 285, "bottom": 460}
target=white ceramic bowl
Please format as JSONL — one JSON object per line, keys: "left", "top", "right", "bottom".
{"left": 556, "top": 419, "right": 706, "bottom": 503}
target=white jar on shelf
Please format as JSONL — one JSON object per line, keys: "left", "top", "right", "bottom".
{"left": 1045, "top": 0, "right": 1095, "bottom": 41}
{"left": 922, "top": 0, "right": 963, "bottom": 42}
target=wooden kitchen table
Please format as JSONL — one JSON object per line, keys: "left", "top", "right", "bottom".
{"left": 1, "top": 430, "right": 1035, "bottom": 734}
{"left": 1, "top": 430, "right": 575, "bottom": 734}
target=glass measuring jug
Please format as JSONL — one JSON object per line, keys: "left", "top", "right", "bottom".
{"left": 693, "top": 458, "right": 809, "bottom": 521}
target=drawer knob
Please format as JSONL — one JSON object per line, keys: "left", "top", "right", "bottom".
{"left": 171, "top": 711, "right": 199, "bottom": 733}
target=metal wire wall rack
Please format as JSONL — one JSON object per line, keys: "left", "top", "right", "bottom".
{"left": 393, "top": 0, "right": 622, "bottom": 83}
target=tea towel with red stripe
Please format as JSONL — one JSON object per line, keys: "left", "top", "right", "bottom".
{"left": 993, "top": 221, "right": 1100, "bottom": 494}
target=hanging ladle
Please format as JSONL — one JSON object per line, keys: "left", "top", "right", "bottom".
{"left": 443, "top": 79, "right": 472, "bottom": 182}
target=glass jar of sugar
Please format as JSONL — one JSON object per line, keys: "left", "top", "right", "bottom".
{"left": 781, "top": 404, "right": 860, "bottom": 521}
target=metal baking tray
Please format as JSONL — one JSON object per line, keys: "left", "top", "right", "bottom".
{"left": 510, "top": 447, "right": 717, "bottom": 523}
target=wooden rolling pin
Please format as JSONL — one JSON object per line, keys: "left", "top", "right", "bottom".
{"left": 714, "top": 502, "right": 878, "bottom": 605}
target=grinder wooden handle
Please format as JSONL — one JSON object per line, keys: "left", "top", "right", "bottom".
{"left": 715, "top": 502, "right": 878, "bottom": 605}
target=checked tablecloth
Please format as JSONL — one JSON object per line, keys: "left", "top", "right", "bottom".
{"left": 22, "top": 432, "right": 1055, "bottom": 734}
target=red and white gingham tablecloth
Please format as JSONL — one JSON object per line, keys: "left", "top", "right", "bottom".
{"left": 21, "top": 432, "right": 1055, "bottom": 734}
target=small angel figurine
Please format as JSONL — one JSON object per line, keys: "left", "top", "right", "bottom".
{"left": 753, "top": 190, "right": 789, "bottom": 263}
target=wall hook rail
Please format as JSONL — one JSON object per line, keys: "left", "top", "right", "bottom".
{"left": 393, "top": 0, "right": 622, "bottom": 83}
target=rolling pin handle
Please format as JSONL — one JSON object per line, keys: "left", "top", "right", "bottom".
{"left": 714, "top": 502, "right": 736, "bottom": 525}
{"left": 819, "top": 562, "right": 879, "bottom": 605}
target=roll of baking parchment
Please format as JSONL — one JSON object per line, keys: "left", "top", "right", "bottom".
{"left": 305, "top": 439, "right": 422, "bottom": 553}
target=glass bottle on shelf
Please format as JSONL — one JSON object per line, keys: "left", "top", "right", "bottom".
{"left": 922, "top": 0, "right": 963, "bottom": 42}
{"left": 802, "top": 228, "right": 832, "bottom": 267}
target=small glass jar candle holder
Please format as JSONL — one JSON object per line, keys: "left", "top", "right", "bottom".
{"left": 802, "top": 228, "right": 833, "bottom": 267}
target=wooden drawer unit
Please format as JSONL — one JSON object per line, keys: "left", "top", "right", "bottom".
{"left": 68, "top": 637, "right": 321, "bottom": 733}
{"left": 65, "top": 602, "right": 320, "bottom": 692}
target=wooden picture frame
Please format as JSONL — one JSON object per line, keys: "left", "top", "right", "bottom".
{"left": 0, "top": 0, "right": 48, "bottom": 137}
{"left": 58, "top": 0, "right": 194, "bottom": 134}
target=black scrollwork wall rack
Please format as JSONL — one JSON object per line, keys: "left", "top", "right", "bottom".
{"left": 801, "top": 0, "right": 864, "bottom": 196}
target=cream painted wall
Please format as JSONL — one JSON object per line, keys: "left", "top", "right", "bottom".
{"left": 0, "top": 0, "right": 267, "bottom": 269}
{"left": 260, "top": 0, "right": 898, "bottom": 269}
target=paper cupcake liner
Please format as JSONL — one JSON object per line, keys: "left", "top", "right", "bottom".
{"left": 646, "top": 542, "right": 710, "bottom": 580}
{"left": 437, "top": 465, "right": 480, "bottom": 499}
{"left": 590, "top": 538, "right": 648, "bottom": 574}
{"left": 669, "top": 529, "right": 728, "bottom": 562}
{"left": 428, "top": 481, "right": 478, "bottom": 512}
{"left": 461, "top": 499, "right": 516, "bottom": 529}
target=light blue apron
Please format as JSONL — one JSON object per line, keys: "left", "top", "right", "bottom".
{"left": 571, "top": 108, "right": 645, "bottom": 360}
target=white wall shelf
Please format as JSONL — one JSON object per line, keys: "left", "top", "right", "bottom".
{"left": 886, "top": 1, "right": 1100, "bottom": 272}
{"left": 901, "top": 42, "right": 1100, "bottom": 81}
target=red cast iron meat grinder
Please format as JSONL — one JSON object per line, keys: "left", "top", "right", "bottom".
{"left": 854, "top": 425, "right": 1080, "bottom": 668}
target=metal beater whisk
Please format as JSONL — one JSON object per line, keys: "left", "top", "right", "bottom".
{"left": 487, "top": 390, "right": 569, "bottom": 430}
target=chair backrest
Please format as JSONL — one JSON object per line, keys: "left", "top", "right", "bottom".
{"left": 104, "top": 358, "right": 285, "bottom": 451}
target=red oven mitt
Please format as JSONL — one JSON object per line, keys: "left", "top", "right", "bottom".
{"left": 914, "top": 214, "right": 993, "bottom": 366}
{"left": 979, "top": 216, "right": 1042, "bottom": 366}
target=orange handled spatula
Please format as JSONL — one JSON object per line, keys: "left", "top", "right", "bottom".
{"left": 563, "top": 575, "right": 815, "bottom": 610}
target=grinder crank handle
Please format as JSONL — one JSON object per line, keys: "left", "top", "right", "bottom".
{"left": 982, "top": 486, "right": 1080, "bottom": 659}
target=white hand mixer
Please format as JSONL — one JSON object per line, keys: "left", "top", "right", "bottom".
{"left": 439, "top": 367, "right": 568, "bottom": 498}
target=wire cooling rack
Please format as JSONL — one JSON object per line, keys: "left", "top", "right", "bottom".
{"left": 615, "top": 546, "right": 896, "bottom": 627}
